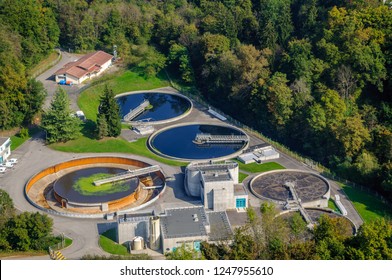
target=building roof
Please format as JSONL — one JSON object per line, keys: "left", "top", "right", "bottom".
{"left": 207, "top": 211, "right": 233, "bottom": 241}
{"left": 160, "top": 207, "right": 208, "bottom": 239}
{"left": 234, "top": 183, "right": 247, "bottom": 196}
{"left": 0, "top": 137, "right": 10, "bottom": 147}
{"left": 242, "top": 143, "right": 270, "bottom": 154}
{"left": 187, "top": 161, "right": 238, "bottom": 172}
{"left": 55, "top": 51, "right": 113, "bottom": 79}
{"left": 117, "top": 212, "right": 153, "bottom": 224}
{"left": 201, "top": 170, "right": 232, "bottom": 182}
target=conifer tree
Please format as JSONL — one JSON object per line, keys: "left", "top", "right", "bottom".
{"left": 41, "top": 87, "right": 81, "bottom": 143}
{"left": 98, "top": 85, "right": 121, "bottom": 137}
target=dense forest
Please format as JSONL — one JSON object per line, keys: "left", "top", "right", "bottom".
{"left": 0, "top": 0, "right": 391, "bottom": 199}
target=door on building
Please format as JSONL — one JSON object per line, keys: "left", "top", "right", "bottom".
{"left": 194, "top": 241, "right": 201, "bottom": 252}
{"left": 236, "top": 198, "right": 246, "bottom": 208}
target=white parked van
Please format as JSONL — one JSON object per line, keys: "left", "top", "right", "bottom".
{"left": 8, "top": 158, "right": 18, "bottom": 164}
{"left": 4, "top": 162, "right": 13, "bottom": 168}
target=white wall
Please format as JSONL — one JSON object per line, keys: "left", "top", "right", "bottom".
{"left": 0, "top": 138, "right": 11, "bottom": 163}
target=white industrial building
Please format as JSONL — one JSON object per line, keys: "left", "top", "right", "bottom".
{"left": 237, "top": 144, "right": 279, "bottom": 164}
{"left": 54, "top": 51, "right": 113, "bottom": 84}
{"left": 116, "top": 207, "right": 233, "bottom": 253}
{"left": 185, "top": 161, "right": 248, "bottom": 211}
{"left": 0, "top": 137, "right": 11, "bottom": 164}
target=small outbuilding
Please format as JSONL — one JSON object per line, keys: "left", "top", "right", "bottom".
{"left": 55, "top": 51, "right": 113, "bottom": 85}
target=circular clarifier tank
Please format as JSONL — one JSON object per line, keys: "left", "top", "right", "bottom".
{"left": 149, "top": 123, "right": 249, "bottom": 160}
{"left": 53, "top": 167, "right": 139, "bottom": 204}
{"left": 25, "top": 157, "right": 166, "bottom": 217}
{"left": 250, "top": 170, "right": 330, "bottom": 204}
{"left": 116, "top": 91, "right": 192, "bottom": 124}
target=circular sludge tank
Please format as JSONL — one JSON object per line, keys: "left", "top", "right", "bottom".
{"left": 116, "top": 91, "right": 192, "bottom": 125}
{"left": 250, "top": 169, "right": 330, "bottom": 208}
{"left": 25, "top": 157, "right": 166, "bottom": 217}
{"left": 53, "top": 167, "right": 139, "bottom": 205}
{"left": 148, "top": 123, "right": 249, "bottom": 161}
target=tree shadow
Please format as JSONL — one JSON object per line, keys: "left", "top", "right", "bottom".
{"left": 81, "top": 120, "right": 97, "bottom": 139}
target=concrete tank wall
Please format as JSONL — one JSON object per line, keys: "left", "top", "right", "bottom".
{"left": 185, "top": 169, "right": 202, "bottom": 197}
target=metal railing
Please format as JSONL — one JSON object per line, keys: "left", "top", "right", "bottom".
{"left": 124, "top": 100, "right": 150, "bottom": 121}
{"left": 93, "top": 165, "right": 160, "bottom": 186}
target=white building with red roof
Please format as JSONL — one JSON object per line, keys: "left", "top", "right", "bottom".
{"left": 55, "top": 51, "right": 113, "bottom": 84}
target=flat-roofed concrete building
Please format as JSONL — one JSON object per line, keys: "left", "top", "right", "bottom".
{"left": 160, "top": 206, "right": 233, "bottom": 253}
{"left": 116, "top": 207, "right": 233, "bottom": 253}
{"left": 55, "top": 51, "right": 113, "bottom": 84}
{"left": 185, "top": 161, "right": 248, "bottom": 211}
{"left": 117, "top": 212, "right": 153, "bottom": 245}
{"left": 238, "top": 143, "right": 279, "bottom": 164}
{"left": 0, "top": 137, "right": 11, "bottom": 163}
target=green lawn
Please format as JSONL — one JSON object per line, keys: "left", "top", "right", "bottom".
{"left": 121, "top": 123, "right": 132, "bottom": 130}
{"left": 73, "top": 173, "right": 129, "bottom": 196}
{"left": 64, "top": 238, "right": 72, "bottom": 248}
{"left": 339, "top": 183, "right": 392, "bottom": 223}
{"left": 10, "top": 127, "right": 41, "bottom": 151}
{"left": 10, "top": 135, "right": 27, "bottom": 151}
{"left": 234, "top": 160, "right": 285, "bottom": 173}
{"left": 99, "top": 228, "right": 128, "bottom": 255}
{"left": 78, "top": 69, "right": 170, "bottom": 121}
{"left": 50, "top": 136, "right": 186, "bottom": 167}
{"left": 239, "top": 172, "right": 248, "bottom": 183}
{"left": 328, "top": 199, "right": 341, "bottom": 214}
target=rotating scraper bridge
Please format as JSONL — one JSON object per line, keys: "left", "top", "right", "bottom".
{"left": 250, "top": 170, "right": 331, "bottom": 226}
{"left": 93, "top": 165, "right": 161, "bottom": 186}
{"left": 193, "top": 133, "right": 248, "bottom": 145}
{"left": 123, "top": 99, "right": 150, "bottom": 122}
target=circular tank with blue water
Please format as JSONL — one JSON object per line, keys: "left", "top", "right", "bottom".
{"left": 116, "top": 92, "right": 191, "bottom": 123}
{"left": 149, "top": 123, "right": 249, "bottom": 160}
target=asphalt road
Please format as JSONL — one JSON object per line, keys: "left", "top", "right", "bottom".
{"left": 37, "top": 51, "right": 84, "bottom": 111}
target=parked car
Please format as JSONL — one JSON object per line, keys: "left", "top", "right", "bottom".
{"left": 8, "top": 158, "right": 18, "bottom": 164}
{"left": 58, "top": 80, "right": 73, "bottom": 86}
{"left": 0, "top": 167, "right": 6, "bottom": 173}
{"left": 3, "top": 162, "right": 13, "bottom": 168}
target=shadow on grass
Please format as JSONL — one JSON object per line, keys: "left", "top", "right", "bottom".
{"left": 102, "top": 228, "right": 117, "bottom": 242}
{"left": 81, "top": 120, "right": 97, "bottom": 139}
